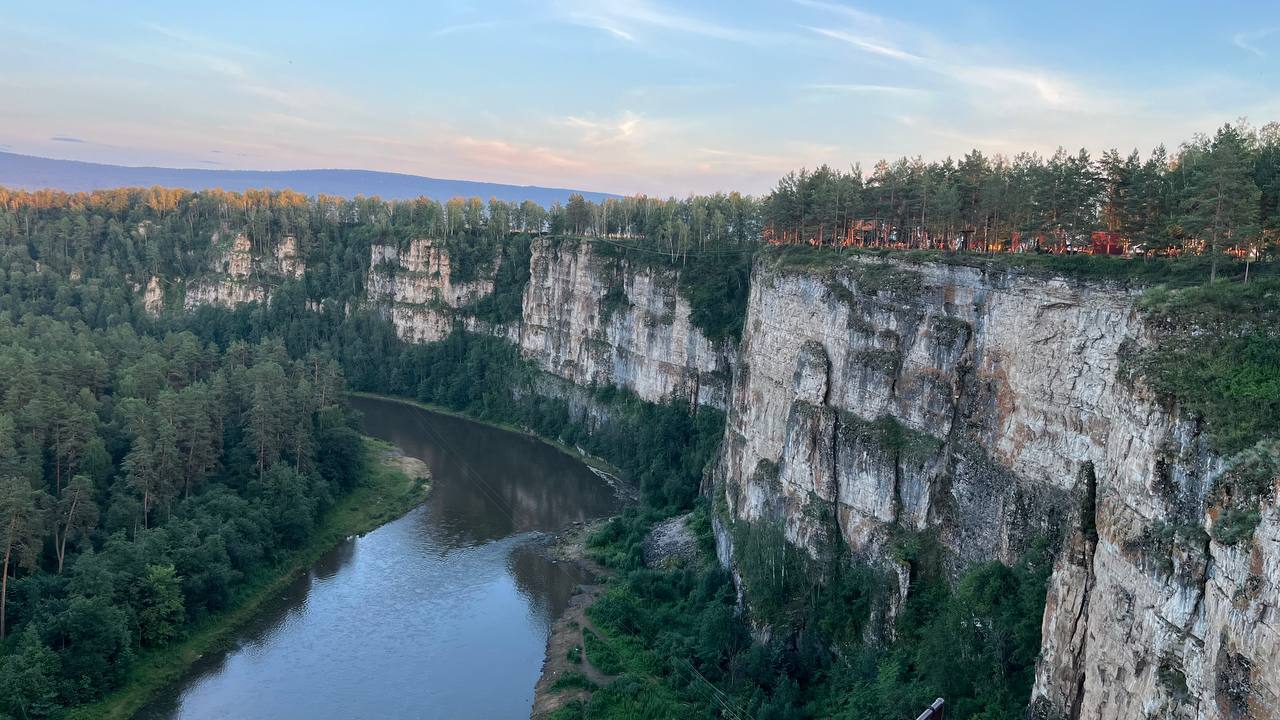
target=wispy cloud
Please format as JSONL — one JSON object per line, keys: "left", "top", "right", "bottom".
{"left": 50, "top": 135, "right": 86, "bottom": 143}
{"left": 1234, "top": 28, "right": 1275, "bottom": 57}
{"left": 140, "top": 24, "right": 351, "bottom": 112}
{"left": 948, "top": 65, "right": 1074, "bottom": 107}
{"left": 792, "top": 0, "right": 893, "bottom": 28}
{"left": 807, "top": 27, "right": 924, "bottom": 63}
{"left": 805, "top": 9, "right": 1098, "bottom": 112}
{"left": 445, "top": 135, "right": 588, "bottom": 173}
{"left": 189, "top": 53, "right": 247, "bottom": 78}
{"left": 144, "top": 24, "right": 266, "bottom": 60}
{"left": 8, "top": 0, "right": 1264, "bottom": 196}
{"left": 560, "top": 112, "right": 646, "bottom": 145}
{"left": 695, "top": 146, "right": 797, "bottom": 171}
{"left": 557, "top": 0, "right": 779, "bottom": 45}
{"left": 567, "top": 17, "right": 634, "bottom": 42}
{"left": 238, "top": 83, "right": 344, "bottom": 110}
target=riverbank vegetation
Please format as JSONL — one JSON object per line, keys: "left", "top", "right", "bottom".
{"left": 336, "top": 330, "right": 725, "bottom": 514}
{"left": 3, "top": 118, "right": 1278, "bottom": 719}
{"left": 543, "top": 506, "right": 1051, "bottom": 720}
{"left": 0, "top": 239, "right": 407, "bottom": 717}
{"left": 0, "top": 321, "right": 373, "bottom": 718}
{"left": 68, "top": 439, "right": 427, "bottom": 720}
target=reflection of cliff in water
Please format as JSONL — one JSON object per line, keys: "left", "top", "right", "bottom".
{"left": 135, "top": 396, "right": 620, "bottom": 720}
{"left": 509, "top": 542, "right": 591, "bottom": 624}
{"left": 352, "top": 396, "right": 618, "bottom": 544}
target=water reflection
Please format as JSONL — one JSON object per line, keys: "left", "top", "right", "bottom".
{"left": 137, "top": 396, "right": 618, "bottom": 720}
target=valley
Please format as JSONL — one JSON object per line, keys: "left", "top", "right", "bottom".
{"left": 0, "top": 129, "right": 1277, "bottom": 719}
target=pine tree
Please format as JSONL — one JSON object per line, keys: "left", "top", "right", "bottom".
{"left": 1179, "top": 124, "right": 1261, "bottom": 281}
{"left": 0, "top": 476, "right": 47, "bottom": 639}
{"left": 54, "top": 475, "right": 98, "bottom": 574}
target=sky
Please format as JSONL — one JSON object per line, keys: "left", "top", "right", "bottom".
{"left": 2, "top": 0, "right": 1278, "bottom": 196}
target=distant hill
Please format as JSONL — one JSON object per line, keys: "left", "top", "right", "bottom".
{"left": 0, "top": 151, "right": 620, "bottom": 205}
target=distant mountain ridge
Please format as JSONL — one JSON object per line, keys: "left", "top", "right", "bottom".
{"left": 0, "top": 151, "right": 620, "bottom": 205}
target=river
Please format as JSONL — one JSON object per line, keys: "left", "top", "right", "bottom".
{"left": 136, "top": 395, "right": 620, "bottom": 720}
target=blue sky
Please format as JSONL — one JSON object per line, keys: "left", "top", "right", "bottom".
{"left": 3, "top": 0, "right": 1277, "bottom": 195}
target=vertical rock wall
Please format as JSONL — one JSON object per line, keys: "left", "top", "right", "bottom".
{"left": 365, "top": 238, "right": 501, "bottom": 343}
{"left": 171, "top": 231, "right": 1279, "bottom": 718}
{"left": 517, "top": 238, "right": 733, "bottom": 408}
{"left": 361, "top": 236, "right": 733, "bottom": 407}
{"left": 714, "top": 255, "right": 1278, "bottom": 720}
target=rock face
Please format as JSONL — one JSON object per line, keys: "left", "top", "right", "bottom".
{"left": 365, "top": 238, "right": 500, "bottom": 343}
{"left": 366, "top": 235, "right": 735, "bottom": 408}
{"left": 518, "top": 238, "right": 733, "bottom": 408}
{"left": 182, "top": 232, "right": 303, "bottom": 310}
{"left": 643, "top": 512, "right": 702, "bottom": 568}
{"left": 143, "top": 275, "right": 165, "bottom": 316}
{"left": 712, "top": 255, "right": 1278, "bottom": 720}
{"left": 185, "top": 233, "right": 732, "bottom": 408}
{"left": 170, "top": 233, "right": 1279, "bottom": 718}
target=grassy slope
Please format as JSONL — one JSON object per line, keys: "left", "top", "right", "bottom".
{"left": 71, "top": 438, "right": 429, "bottom": 720}
{"left": 1132, "top": 278, "right": 1280, "bottom": 456}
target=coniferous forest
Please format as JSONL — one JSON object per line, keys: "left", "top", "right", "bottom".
{"left": 1, "top": 121, "right": 1278, "bottom": 719}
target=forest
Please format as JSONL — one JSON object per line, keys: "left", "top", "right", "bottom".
{"left": 5, "top": 121, "right": 1279, "bottom": 275}
{"left": 1, "top": 119, "right": 1278, "bottom": 719}
{"left": 0, "top": 319, "right": 366, "bottom": 718}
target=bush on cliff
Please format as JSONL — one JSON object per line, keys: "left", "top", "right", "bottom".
{"left": 1134, "top": 278, "right": 1280, "bottom": 455}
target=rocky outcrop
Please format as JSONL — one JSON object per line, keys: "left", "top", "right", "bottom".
{"left": 518, "top": 238, "right": 733, "bottom": 408}
{"left": 365, "top": 238, "right": 500, "bottom": 343}
{"left": 274, "top": 236, "right": 306, "bottom": 279}
{"left": 182, "top": 232, "right": 303, "bottom": 310}
{"left": 643, "top": 512, "right": 701, "bottom": 568}
{"left": 165, "top": 229, "right": 1278, "bottom": 717}
{"left": 143, "top": 275, "right": 165, "bottom": 316}
{"left": 185, "top": 232, "right": 732, "bottom": 408}
{"left": 712, "top": 255, "right": 1278, "bottom": 720}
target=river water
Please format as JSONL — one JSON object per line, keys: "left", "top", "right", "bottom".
{"left": 136, "top": 395, "right": 620, "bottom": 720}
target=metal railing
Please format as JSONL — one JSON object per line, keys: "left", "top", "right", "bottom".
{"left": 915, "top": 698, "right": 945, "bottom": 720}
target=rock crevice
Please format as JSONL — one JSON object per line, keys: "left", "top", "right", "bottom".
{"left": 712, "top": 256, "right": 1277, "bottom": 720}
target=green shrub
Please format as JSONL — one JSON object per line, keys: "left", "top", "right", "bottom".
{"left": 1213, "top": 508, "right": 1261, "bottom": 546}
{"left": 550, "top": 671, "right": 597, "bottom": 692}
{"left": 594, "top": 237, "right": 756, "bottom": 343}
{"left": 599, "top": 282, "right": 630, "bottom": 322}
{"left": 1134, "top": 279, "right": 1280, "bottom": 455}
{"left": 582, "top": 629, "right": 625, "bottom": 676}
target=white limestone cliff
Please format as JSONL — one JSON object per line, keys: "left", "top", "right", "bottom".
{"left": 517, "top": 238, "right": 733, "bottom": 408}
{"left": 712, "top": 255, "right": 1278, "bottom": 720}
{"left": 172, "top": 232, "right": 1279, "bottom": 718}
{"left": 182, "top": 232, "right": 304, "bottom": 310}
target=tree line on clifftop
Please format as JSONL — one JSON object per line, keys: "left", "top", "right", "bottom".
{"left": 1, "top": 119, "right": 1278, "bottom": 720}
{"left": 4, "top": 120, "right": 1279, "bottom": 270}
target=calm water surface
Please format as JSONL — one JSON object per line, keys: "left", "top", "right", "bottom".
{"left": 137, "top": 396, "right": 619, "bottom": 720}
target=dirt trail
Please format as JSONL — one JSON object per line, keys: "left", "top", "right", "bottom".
{"left": 530, "top": 522, "right": 616, "bottom": 718}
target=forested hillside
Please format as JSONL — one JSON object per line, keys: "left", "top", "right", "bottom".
{"left": 0, "top": 324, "right": 366, "bottom": 717}
{"left": 0, "top": 193, "right": 377, "bottom": 717}
{"left": 1, "top": 119, "right": 1278, "bottom": 720}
